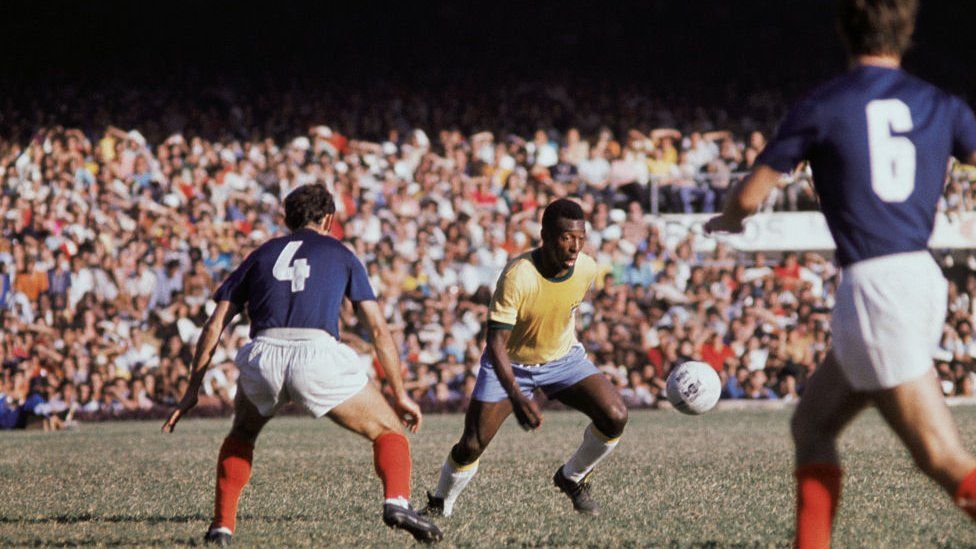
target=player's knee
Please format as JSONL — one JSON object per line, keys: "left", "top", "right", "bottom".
{"left": 370, "top": 413, "right": 405, "bottom": 440}
{"left": 910, "top": 434, "right": 958, "bottom": 478}
{"left": 599, "top": 402, "right": 628, "bottom": 438}
{"left": 229, "top": 425, "right": 260, "bottom": 446}
{"left": 790, "top": 409, "right": 817, "bottom": 445}
{"left": 452, "top": 437, "right": 484, "bottom": 465}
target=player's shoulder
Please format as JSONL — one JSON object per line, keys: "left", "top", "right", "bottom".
{"left": 806, "top": 66, "right": 953, "bottom": 105}
{"left": 575, "top": 251, "right": 596, "bottom": 268}
{"left": 891, "top": 69, "right": 965, "bottom": 110}
{"left": 787, "top": 71, "right": 859, "bottom": 118}
{"left": 261, "top": 230, "right": 352, "bottom": 254}
{"left": 244, "top": 232, "right": 354, "bottom": 275}
{"left": 574, "top": 252, "right": 598, "bottom": 276}
{"left": 502, "top": 251, "right": 537, "bottom": 280}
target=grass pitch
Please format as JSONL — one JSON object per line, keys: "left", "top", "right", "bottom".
{"left": 2, "top": 407, "right": 975, "bottom": 547}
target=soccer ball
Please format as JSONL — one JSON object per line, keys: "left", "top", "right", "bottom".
{"left": 666, "top": 361, "right": 721, "bottom": 415}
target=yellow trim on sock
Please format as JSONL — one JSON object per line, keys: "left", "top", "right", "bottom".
{"left": 589, "top": 424, "right": 621, "bottom": 444}
{"left": 448, "top": 454, "right": 479, "bottom": 472}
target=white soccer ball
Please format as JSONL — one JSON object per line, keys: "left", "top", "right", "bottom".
{"left": 666, "top": 361, "right": 721, "bottom": 415}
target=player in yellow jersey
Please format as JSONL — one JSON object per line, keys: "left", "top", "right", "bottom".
{"left": 424, "top": 199, "right": 628, "bottom": 517}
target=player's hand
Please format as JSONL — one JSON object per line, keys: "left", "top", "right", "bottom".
{"left": 704, "top": 214, "right": 745, "bottom": 234}
{"left": 392, "top": 393, "right": 423, "bottom": 433}
{"left": 510, "top": 393, "right": 543, "bottom": 431}
{"left": 162, "top": 390, "right": 198, "bottom": 433}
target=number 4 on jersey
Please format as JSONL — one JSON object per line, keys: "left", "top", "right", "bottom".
{"left": 273, "top": 241, "right": 310, "bottom": 292}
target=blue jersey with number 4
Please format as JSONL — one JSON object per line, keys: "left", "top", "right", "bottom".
{"left": 214, "top": 228, "right": 376, "bottom": 338}
{"left": 758, "top": 65, "right": 976, "bottom": 267}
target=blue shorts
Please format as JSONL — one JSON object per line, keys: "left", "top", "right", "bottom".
{"left": 472, "top": 344, "right": 600, "bottom": 403}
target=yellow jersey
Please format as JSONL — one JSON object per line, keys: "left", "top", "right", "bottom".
{"left": 488, "top": 250, "right": 598, "bottom": 364}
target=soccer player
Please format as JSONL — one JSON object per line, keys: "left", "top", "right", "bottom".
{"left": 705, "top": 1, "right": 976, "bottom": 546}
{"left": 162, "top": 184, "right": 443, "bottom": 545}
{"left": 425, "top": 199, "right": 628, "bottom": 517}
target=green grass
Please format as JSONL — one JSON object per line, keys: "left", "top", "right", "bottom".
{"left": 1, "top": 408, "right": 975, "bottom": 547}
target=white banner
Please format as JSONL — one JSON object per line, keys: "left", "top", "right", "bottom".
{"left": 656, "top": 212, "right": 976, "bottom": 252}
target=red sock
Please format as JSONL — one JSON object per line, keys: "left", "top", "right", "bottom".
{"left": 955, "top": 467, "right": 976, "bottom": 520}
{"left": 213, "top": 435, "right": 254, "bottom": 533}
{"left": 795, "top": 463, "right": 842, "bottom": 549}
{"left": 373, "top": 432, "right": 411, "bottom": 500}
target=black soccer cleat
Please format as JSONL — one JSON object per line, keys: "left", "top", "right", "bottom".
{"left": 383, "top": 503, "right": 444, "bottom": 544}
{"left": 422, "top": 490, "right": 445, "bottom": 517}
{"left": 553, "top": 466, "right": 601, "bottom": 516}
{"left": 203, "top": 527, "right": 232, "bottom": 547}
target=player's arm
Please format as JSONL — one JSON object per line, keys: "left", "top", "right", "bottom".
{"left": 706, "top": 97, "right": 818, "bottom": 234}
{"left": 950, "top": 96, "right": 976, "bottom": 169}
{"left": 162, "top": 299, "right": 240, "bottom": 433}
{"left": 486, "top": 264, "right": 542, "bottom": 430}
{"left": 649, "top": 128, "right": 682, "bottom": 141}
{"left": 486, "top": 327, "right": 542, "bottom": 431}
{"left": 704, "top": 164, "right": 782, "bottom": 233}
{"left": 703, "top": 130, "right": 732, "bottom": 142}
{"left": 356, "top": 299, "right": 423, "bottom": 433}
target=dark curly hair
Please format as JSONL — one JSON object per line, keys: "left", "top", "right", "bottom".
{"left": 284, "top": 184, "right": 336, "bottom": 231}
{"left": 541, "top": 198, "right": 585, "bottom": 237}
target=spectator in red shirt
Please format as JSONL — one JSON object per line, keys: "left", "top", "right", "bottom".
{"left": 772, "top": 252, "right": 802, "bottom": 290}
{"left": 700, "top": 331, "right": 735, "bottom": 373}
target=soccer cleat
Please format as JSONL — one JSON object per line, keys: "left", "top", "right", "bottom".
{"left": 422, "top": 490, "right": 445, "bottom": 517}
{"left": 383, "top": 503, "right": 444, "bottom": 543}
{"left": 204, "top": 526, "right": 232, "bottom": 547}
{"left": 553, "top": 466, "right": 601, "bottom": 516}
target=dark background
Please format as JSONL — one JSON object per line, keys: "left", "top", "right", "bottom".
{"left": 0, "top": 0, "right": 973, "bottom": 139}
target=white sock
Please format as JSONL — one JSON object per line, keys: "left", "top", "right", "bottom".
{"left": 561, "top": 423, "right": 621, "bottom": 483}
{"left": 433, "top": 453, "right": 479, "bottom": 516}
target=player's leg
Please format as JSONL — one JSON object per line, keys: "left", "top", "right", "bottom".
{"left": 549, "top": 371, "right": 628, "bottom": 515}
{"left": 872, "top": 370, "right": 976, "bottom": 521}
{"left": 790, "top": 351, "right": 870, "bottom": 549}
{"left": 326, "top": 382, "right": 412, "bottom": 504}
{"left": 552, "top": 373, "right": 628, "bottom": 477}
{"left": 428, "top": 398, "right": 513, "bottom": 516}
{"left": 428, "top": 350, "right": 528, "bottom": 517}
{"left": 209, "top": 391, "right": 273, "bottom": 542}
{"left": 326, "top": 382, "right": 443, "bottom": 543}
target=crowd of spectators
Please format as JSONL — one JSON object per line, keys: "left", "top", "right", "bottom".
{"left": 2, "top": 91, "right": 976, "bottom": 429}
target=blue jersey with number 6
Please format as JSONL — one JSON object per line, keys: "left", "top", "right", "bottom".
{"left": 213, "top": 228, "right": 376, "bottom": 338}
{"left": 757, "top": 65, "right": 976, "bottom": 267}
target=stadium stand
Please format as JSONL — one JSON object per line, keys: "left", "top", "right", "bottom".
{"left": 2, "top": 101, "right": 976, "bottom": 429}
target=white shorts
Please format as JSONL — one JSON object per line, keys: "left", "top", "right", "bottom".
{"left": 235, "top": 328, "right": 368, "bottom": 417}
{"left": 831, "top": 251, "right": 947, "bottom": 391}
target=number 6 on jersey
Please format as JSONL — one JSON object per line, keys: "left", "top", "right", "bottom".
{"left": 273, "top": 241, "right": 310, "bottom": 292}
{"left": 866, "top": 98, "right": 916, "bottom": 202}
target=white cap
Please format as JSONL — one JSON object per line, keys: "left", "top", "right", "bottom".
{"left": 162, "top": 194, "right": 181, "bottom": 208}
{"left": 127, "top": 130, "right": 147, "bottom": 146}
{"left": 602, "top": 225, "right": 622, "bottom": 241}
{"left": 312, "top": 125, "right": 333, "bottom": 138}
{"left": 291, "top": 136, "right": 311, "bottom": 151}
{"left": 413, "top": 129, "right": 430, "bottom": 148}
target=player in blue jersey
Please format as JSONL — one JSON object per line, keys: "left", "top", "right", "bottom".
{"left": 162, "top": 184, "right": 443, "bottom": 545}
{"left": 706, "top": 1, "right": 976, "bottom": 546}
